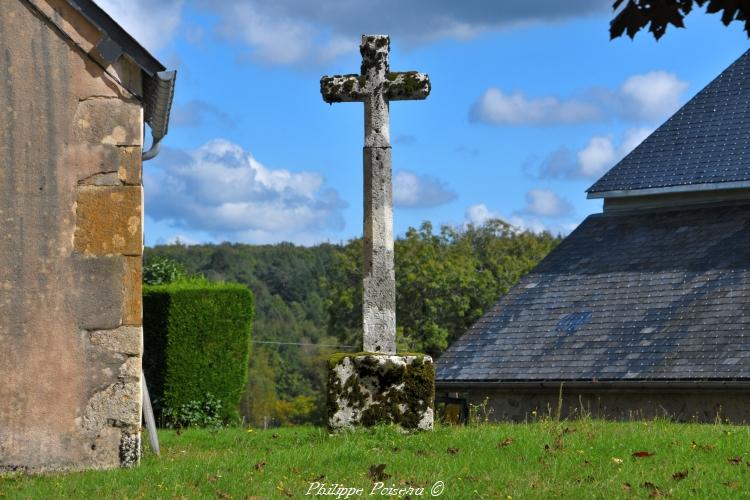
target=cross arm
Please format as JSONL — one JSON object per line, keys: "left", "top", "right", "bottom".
{"left": 384, "top": 72, "right": 430, "bottom": 101}
{"left": 321, "top": 74, "right": 367, "bottom": 103}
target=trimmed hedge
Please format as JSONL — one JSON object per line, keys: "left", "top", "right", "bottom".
{"left": 143, "top": 282, "right": 254, "bottom": 424}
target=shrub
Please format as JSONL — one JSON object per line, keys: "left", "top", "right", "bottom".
{"left": 143, "top": 256, "right": 188, "bottom": 285}
{"left": 143, "top": 282, "right": 254, "bottom": 425}
{"left": 162, "top": 393, "right": 224, "bottom": 429}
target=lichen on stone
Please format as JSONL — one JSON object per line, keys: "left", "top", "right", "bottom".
{"left": 327, "top": 353, "right": 435, "bottom": 431}
{"left": 119, "top": 432, "right": 140, "bottom": 467}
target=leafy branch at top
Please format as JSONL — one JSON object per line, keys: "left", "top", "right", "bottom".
{"left": 610, "top": 0, "right": 750, "bottom": 40}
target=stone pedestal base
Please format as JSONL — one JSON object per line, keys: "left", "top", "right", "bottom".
{"left": 327, "top": 353, "right": 435, "bottom": 431}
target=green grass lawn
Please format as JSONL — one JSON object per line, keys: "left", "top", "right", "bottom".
{"left": 2, "top": 419, "right": 750, "bottom": 498}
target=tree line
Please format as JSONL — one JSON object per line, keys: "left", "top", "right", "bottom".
{"left": 144, "top": 219, "right": 561, "bottom": 426}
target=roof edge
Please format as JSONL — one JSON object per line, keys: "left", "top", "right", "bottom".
{"left": 587, "top": 180, "right": 750, "bottom": 199}
{"left": 64, "top": 0, "right": 165, "bottom": 76}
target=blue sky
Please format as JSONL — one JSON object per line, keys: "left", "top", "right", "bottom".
{"left": 99, "top": 0, "right": 749, "bottom": 246}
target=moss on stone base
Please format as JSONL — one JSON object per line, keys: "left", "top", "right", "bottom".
{"left": 327, "top": 353, "right": 435, "bottom": 431}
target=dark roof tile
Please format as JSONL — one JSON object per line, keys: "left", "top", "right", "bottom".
{"left": 436, "top": 204, "right": 750, "bottom": 382}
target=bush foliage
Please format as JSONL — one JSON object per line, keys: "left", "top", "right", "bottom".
{"left": 143, "top": 282, "right": 254, "bottom": 425}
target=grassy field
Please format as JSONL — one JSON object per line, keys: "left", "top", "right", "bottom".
{"left": 2, "top": 419, "right": 750, "bottom": 498}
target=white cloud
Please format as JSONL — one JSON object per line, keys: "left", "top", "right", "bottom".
{"left": 619, "top": 71, "right": 689, "bottom": 121}
{"left": 464, "top": 203, "right": 575, "bottom": 235}
{"left": 540, "top": 127, "right": 653, "bottom": 179}
{"left": 98, "top": 0, "right": 608, "bottom": 68}
{"left": 215, "top": 3, "right": 357, "bottom": 65}
{"left": 577, "top": 135, "right": 616, "bottom": 178}
{"left": 145, "top": 139, "right": 347, "bottom": 244}
{"left": 470, "top": 88, "right": 602, "bottom": 125}
{"left": 470, "top": 72, "right": 688, "bottom": 126}
{"left": 196, "top": 0, "right": 606, "bottom": 66}
{"left": 522, "top": 189, "right": 572, "bottom": 218}
{"left": 393, "top": 170, "right": 457, "bottom": 208}
{"left": 465, "top": 203, "right": 497, "bottom": 226}
{"left": 96, "top": 0, "right": 184, "bottom": 53}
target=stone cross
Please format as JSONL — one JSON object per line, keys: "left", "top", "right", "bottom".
{"left": 321, "top": 35, "right": 430, "bottom": 354}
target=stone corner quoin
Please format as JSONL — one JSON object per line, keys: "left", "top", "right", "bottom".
{"left": 0, "top": 0, "right": 145, "bottom": 472}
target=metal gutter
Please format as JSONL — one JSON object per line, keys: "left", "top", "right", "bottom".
{"left": 142, "top": 70, "right": 177, "bottom": 161}
{"left": 587, "top": 180, "right": 750, "bottom": 199}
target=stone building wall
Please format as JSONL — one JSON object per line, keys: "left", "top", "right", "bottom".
{"left": 0, "top": 0, "right": 144, "bottom": 471}
{"left": 451, "top": 387, "right": 750, "bottom": 424}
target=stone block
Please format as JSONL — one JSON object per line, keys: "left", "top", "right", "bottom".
{"left": 122, "top": 257, "right": 142, "bottom": 325}
{"left": 74, "top": 186, "right": 142, "bottom": 256}
{"left": 73, "top": 255, "right": 126, "bottom": 330}
{"left": 327, "top": 353, "right": 435, "bottom": 431}
{"left": 88, "top": 326, "right": 142, "bottom": 357}
{"left": 117, "top": 147, "right": 142, "bottom": 185}
{"left": 72, "top": 98, "right": 142, "bottom": 147}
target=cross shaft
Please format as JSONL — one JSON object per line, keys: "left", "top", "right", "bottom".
{"left": 320, "top": 35, "right": 430, "bottom": 354}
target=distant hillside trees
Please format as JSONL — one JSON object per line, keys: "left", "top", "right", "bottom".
{"left": 144, "top": 219, "right": 561, "bottom": 425}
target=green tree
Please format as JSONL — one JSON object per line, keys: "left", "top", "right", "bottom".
{"left": 610, "top": 0, "right": 750, "bottom": 40}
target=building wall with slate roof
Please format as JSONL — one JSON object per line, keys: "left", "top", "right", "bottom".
{"left": 437, "top": 48, "right": 750, "bottom": 422}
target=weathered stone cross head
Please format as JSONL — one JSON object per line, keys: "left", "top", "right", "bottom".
{"left": 321, "top": 35, "right": 430, "bottom": 355}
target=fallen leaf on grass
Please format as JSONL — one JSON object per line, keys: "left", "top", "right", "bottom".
{"left": 554, "top": 436, "right": 564, "bottom": 450}
{"left": 276, "top": 481, "right": 293, "bottom": 497}
{"left": 368, "top": 464, "right": 391, "bottom": 482}
{"left": 622, "top": 482, "right": 632, "bottom": 492}
{"left": 574, "top": 475, "right": 595, "bottom": 483}
{"left": 642, "top": 482, "right": 662, "bottom": 496}
{"left": 672, "top": 471, "right": 688, "bottom": 480}
{"left": 728, "top": 456, "right": 743, "bottom": 465}
{"left": 447, "top": 447, "right": 460, "bottom": 455}
{"left": 632, "top": 451, "right": 655, "bottom": 458}
{"left": 691, "top": 441, "right": 715, "bottom": 451}
{"left": 498, "top": 438, "right": 513, "bottom": 448}
{"left": 254, "top": 460, "right": 266, "bottom": 472}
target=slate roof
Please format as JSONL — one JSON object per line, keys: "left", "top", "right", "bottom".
{"left": 587, "top": 49, "right": 750, "bottom": 197}
{"left": 436, "top": 203, "right": 750, "bottom": 383}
